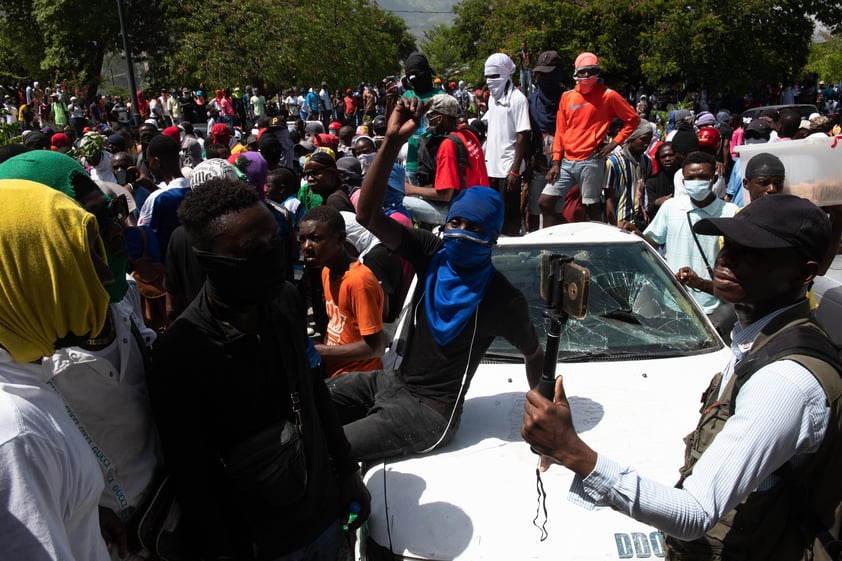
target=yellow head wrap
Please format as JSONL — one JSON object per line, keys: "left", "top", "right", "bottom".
{"left": 0, "top": 179, "right": 109, "bottom": 363}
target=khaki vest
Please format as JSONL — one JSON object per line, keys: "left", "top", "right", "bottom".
{"left": 665, "top": 303, "right": 842, "bottom": 561}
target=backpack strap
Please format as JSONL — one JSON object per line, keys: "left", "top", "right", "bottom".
{"left": 446, "top": 133, "right": 471, "bottom": 191}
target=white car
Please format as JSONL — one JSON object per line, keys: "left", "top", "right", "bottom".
{"left": 360, "top": 222, "right": 733, "bottom": 560}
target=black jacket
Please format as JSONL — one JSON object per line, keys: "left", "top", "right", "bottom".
{"left": 150, "top": 282, "right": 356, "bottom": 560}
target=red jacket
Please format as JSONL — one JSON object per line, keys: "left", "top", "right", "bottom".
{"left": 552, "top": 82, "right": 640, "bottom": 162}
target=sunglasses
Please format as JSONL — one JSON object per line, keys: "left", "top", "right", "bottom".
{"left": 574, "top": 67, "right": 599, "bottom": 78}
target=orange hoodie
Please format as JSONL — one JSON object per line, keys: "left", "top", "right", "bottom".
{"left": 552, "top": 82, "right": 640, "bottom": 162}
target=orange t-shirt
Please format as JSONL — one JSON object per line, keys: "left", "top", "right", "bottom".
{"left": 322, "top": 260, "right": 384, "bottom": 377}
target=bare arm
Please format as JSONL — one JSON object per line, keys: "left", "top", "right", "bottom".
{"left": 404, "top": 184, "right": 456, "bottom": 202}
{"left": 524, "top": 345, "right": 544, "bottom": 389}
{"left": 314, "top": 331, "right": 385, "bottom": 360}
{"left": 357, "top": 96, "right": 430, "bottom": 250}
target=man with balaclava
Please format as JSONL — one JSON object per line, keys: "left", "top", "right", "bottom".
{"left": 390, "top": 52, "right": 438, "bottom": 188}
{"left": 539, "top": 52, "right": 640, "bottom": 224}
{"left": 526, "top": 50, "right": 565, "bottom": 231}
{"left": 328, "top": 96, "right": 544, "bottom": 461}
{"left": 483, "top": 52, "right": 532, "bottom": 236}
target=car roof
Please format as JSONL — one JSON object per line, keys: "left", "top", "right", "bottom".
{"left": 740, "top": 104, "right": 818, "bottom": 124}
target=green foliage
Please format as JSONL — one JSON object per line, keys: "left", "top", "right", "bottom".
{"left": 437, "top": 0, "right": 842, "bottom": 94}
{"left": 807, "top": 32, "right": 842, "bottom": 83}
{"left": 151, "top": 0, "right": 415, "bottom": 92}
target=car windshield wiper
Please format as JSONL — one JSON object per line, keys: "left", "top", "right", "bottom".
{"left": 482, "top": 351, "right": 524, "bottom": 364}
{"left": 555, "top": 350, "right": 662, "bottom": 362}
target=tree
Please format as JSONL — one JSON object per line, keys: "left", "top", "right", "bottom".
{"left": 0, "top": 0, "right": 167, "bottom": 101}
{"left": 438, "top": 0, "right": 842, "bottom": 95}
{"left": 150, "top": 0, "right": 415, "bottom": 93}
{"left": 807, "top": 31, "right": 842, "bottom": 83}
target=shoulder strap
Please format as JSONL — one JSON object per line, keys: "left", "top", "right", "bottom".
{"left": 733, "top": 322, "right": 842, "bottom": 412}
{"left": 447, "top": 133, "right": 471, "bottom": 191}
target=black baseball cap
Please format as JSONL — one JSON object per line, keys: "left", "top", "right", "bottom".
{"left": 694, "top": 194, "right": 831, "bottom": 262}
{"left": 534, "top": 51, "right": 563, "bottom": 73}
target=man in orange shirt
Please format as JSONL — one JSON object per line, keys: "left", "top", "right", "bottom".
{"left": 539, "top": 52, "right": 640, "bottom": 224}
{"left": 299, "top": 205, "right": 385, "bottom": 377}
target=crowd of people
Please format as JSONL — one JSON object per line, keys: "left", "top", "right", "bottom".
{"left": 1, "top": 47, "right": 842, "bottom": 561}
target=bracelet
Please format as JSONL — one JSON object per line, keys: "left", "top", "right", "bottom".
{"left": 509, "top": 170, "right": 520, "bottom": 178}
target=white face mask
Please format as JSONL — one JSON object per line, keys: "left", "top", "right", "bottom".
{"left": 684, "top": 179, "right": 712, "bottom": 201}
{"left": 486, "top": 77, "right": 509, "bottom": 101}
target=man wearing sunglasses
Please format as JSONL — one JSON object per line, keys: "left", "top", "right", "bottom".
{"left": 539, "top": 52, "right": 640, "bottom": 224}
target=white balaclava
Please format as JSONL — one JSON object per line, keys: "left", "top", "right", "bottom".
{"left": 484, "top": 53, "right": 516, "bottom": 102}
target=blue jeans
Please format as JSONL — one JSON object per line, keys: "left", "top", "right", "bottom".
{"left": 520, "top": 69, "right": 532, "bottom": 93}
{"left": 328, "top": 370, "right": 451, "bottom": 461}
{"left": 271, "top": 520, "right": 351, "bottom": 561}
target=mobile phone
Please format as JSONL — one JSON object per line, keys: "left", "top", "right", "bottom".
{"left": 539, "top": 253, "right": 590, "bottom": 319}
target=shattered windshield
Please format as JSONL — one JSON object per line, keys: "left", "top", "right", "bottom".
{"left": 488, "top": 241, "right": 721, "bottom": 361}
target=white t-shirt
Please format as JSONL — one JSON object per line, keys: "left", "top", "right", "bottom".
{"left": 44, "top": 291, "right": 159, "bottom": 512}
{"left": 483, "top": 84, "right": 531, "bottom": 178}
{"left": 0, "top": 355, "right": 110, "bottom": 561}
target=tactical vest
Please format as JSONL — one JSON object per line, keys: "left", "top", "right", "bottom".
{"left": 665, "top": 302, "right": 842, "bottom": 561}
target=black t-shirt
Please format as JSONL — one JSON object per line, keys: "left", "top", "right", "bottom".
{"left": 395, "top": 228, "right": 539, "bottom": 415}
{"left": 361, "top": 243, "right": 404, "bottom": 323}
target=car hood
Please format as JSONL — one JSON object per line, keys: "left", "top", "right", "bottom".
{"left": 363, "top": 347, "right": 732, "bottom": 560}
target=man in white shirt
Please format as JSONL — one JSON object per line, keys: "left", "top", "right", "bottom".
{"left": 523, "top": 194, "right": 841, "bottom": 561}
{"left": 482, "top": 52, "right": 531, "bottom": 236}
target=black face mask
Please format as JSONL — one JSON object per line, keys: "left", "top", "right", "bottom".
{"left": 113, "top": 168, "right": 137, "bottom": 186}
{"left": 194, "top": 240, "right": 286, "bottom": 309}
{"left": 405, "top": 71, "right": 433, "bottom": 94}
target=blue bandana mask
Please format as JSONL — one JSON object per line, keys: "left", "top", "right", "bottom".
{"left": 442, "top": 229, "right": 494, "bottom": 270}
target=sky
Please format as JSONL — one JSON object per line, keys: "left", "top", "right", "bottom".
{"left": 378, "top": 0, "right": 457, "bottom": 43}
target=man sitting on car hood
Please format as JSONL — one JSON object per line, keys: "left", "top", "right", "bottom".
{"left": 329, "top": 96, "right": 544, "bottom": 461}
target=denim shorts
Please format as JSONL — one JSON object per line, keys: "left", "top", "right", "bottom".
{"left": 542, "top": 157, "right": 605, "bottom": 205}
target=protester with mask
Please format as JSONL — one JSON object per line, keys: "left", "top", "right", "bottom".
{"left": 405, "top": 93, "right": 489, "bottom": 225}
{"left": 526, "top": 50, "right": 565, "bottom": 231}
{"left": 394, "top": 51, "right": 439, "bottom": 187}
{"left": 150, "top": 178, "right": 369, "bottom": 560}
{"left": 0, "top": 151, "right": 163, "bottom": 557}
{"left": 1, "top": 179, "right": 113, "bottom": 561}
{"left": 482, "top": 52, "right": 532, "bottom": 235}
{"left": 539, "top": 52, "right": 640, "bottom": 224}
{"left": 112, "top": 151, "right": 155, "bottom": 217}
{"left": 632, "top": 151, "right": 739, "bottom": 339}
{"left": 328, "top": 96, "right": 544, "bottom": 461}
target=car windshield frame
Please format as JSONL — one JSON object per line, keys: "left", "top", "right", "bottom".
{"left": 487, "top": 240, "right": 722, "bottom": 362}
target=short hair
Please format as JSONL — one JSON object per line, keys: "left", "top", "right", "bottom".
{"left": 178, "top": 178, "right": 261, "bottom": 249}
{"left": 146, "top": 134, "right": 180, "bottom": 160}
{"left": 300, "top": 205, "right": 345, "bottom": 236}
{"left": 0, "top": 143, "right": 31, "bottom": 164}
{"left": 267, "top": 167, "right": 298, "bottom": 194}
{"left": 682, "top": 151, "right": 716, "bottom": 172}
{"left": 204, "top": 143, "right": 230, "bottom": 160}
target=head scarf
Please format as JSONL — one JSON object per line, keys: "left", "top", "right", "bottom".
{"left": 231, "top": 151, "right": 268, "bottom": 194}
{"left": 484, "top": 53, "right": 516, "bottom": 102}
{"left": 210, "top": 123, "right": 232, "bottom": 146}
{"left": 425, "top": 187, "right": 504, "bottom": 346}
{"left": 626, "top": 119, "right": 653, "bottom": 143}
{"left": 0, "top": 150, "right": 129, "bottom": 302}
{"left": 189, "top": 158, "right": 240, "bottom": 190}
{"left": 0, "top": 179, "right": 108, "bottom": 363}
